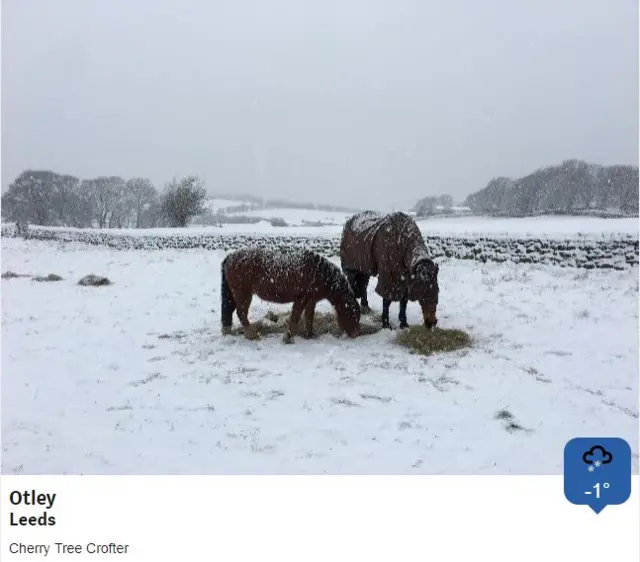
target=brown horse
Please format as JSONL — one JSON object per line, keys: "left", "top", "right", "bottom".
{"left": 220, "top": 247, "right": 361, "bottom": 343}
{"left": 340, "top": 211, "right": 440, "bottom": 329}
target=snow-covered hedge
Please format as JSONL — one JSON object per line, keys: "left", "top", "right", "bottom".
{"left": 2, "top": 224, "right": 638, "bottom": 270}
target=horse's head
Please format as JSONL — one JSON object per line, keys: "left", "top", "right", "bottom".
{"left": 408, "top": 259, "right": 439, "bottom": 329}
{"left": 335, "top": 284, "right": 362, "bottom": 338}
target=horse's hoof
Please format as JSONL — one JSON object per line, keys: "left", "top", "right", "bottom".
{"left": 302, "top": 332, "right": 313, "bottom": 340}
{"left": 221, "top": 325, "right": 233, "bottom": 336}
{"left": 283, "top": 333, "right": 295, "bottom": 344}
{"left": 382, "top": 323, "right": 394, "bottom": 330}
{"left": 399, "top": 323, "right": 409, "bottom": 330}
{"left": 244, "top": 329, "right": 260, "bottom": 341}
{"left": 361, "top": 305, "right": 373, "bottom": 315}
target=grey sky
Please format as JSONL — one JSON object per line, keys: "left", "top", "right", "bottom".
{"left": 2, "top": 0, "right": 638, "bottom": 209}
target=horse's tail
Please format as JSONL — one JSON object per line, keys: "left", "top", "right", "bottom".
{"left": 220, "top": 256, "right": 236, "bottom": 328}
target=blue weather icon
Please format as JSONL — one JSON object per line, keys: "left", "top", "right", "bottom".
{"left": 564, "top": 437, "right": 632, "bottom": 514}
{"left": 582, "top": 445, "right": 613, "bottom": 471}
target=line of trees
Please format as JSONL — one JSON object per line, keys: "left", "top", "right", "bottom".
{"left": 413, "top": 194, "right": 455, "bottom": 217}
{"left": 1, "top": 170, "right": 208, "bottom": 228}
{"left": 465, "top": 160, "right": 639, "bottom": 217}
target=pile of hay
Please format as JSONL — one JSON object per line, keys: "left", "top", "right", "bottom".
{"left": 33, "top": 274, "right": 63, "bottom": 282}
{"left": 228, "top": 309, "right": 382, "bottom": 338}
{"left": 395, "top": 325, "right": 472, "bottom": 356}
{"left": 227, "top": 308, "right": 472, "bottom": 355}
{"left": 1, "top": 271, "right": 30, "bottom": 280}
{"left": 78, "top": 274, "right": 112, "bottom": 286}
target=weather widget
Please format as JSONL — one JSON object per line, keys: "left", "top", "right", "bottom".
{"left": 564, "top": 437, "right": 632, "bottom": 514}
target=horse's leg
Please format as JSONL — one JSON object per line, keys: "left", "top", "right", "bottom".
{"left": 399, "top": 291, "right": 409, "bottom": 329}
{"left": 220, "top": 275, "right": 237, "bottom": 336}
{"left": 381, "top": 298, "right": 393, "bottom": 329}
{"left": 235, "top": 294, "right": 259, "bottom": 340}
{"left": 347, "top": 270, "right": 371, "bottom": 315}
{"left": 345, "top": 270, "right": 358, "bottom": 294}
{"left": 360, "top": 274, "right": 372, "bottom": 315}
{"left": 303, "top": 300, "right": 316, "bottom": 339}
{"left": 283, "top": 298, "right": 307, "bottom": 344}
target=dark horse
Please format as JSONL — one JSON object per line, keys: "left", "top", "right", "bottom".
{"left": 340, "top": 211, "right": 439, "bottom": 329}
{"left": 220, "top": 247, "right": 361, "bottom": 343}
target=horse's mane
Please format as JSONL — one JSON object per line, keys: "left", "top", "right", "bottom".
{"left": 414, "top": 255, "right": 435, "bottom": 267}
{"left": 312, "top": 252, "right": 354, "bottom": 298}
{"left": 410, "top": 250, "right": 436, "bottom": 272}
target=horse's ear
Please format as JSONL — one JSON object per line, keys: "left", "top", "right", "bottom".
{"left": 411, "top": 260, "right": 425, "bottom": 275}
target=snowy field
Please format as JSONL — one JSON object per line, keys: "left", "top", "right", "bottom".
{"left": 202, "top": 197, "right": 354, "bottom": 226}
{"left": 203, "top": 198, "right": 255, "bottom": 214}
{"left": 202, "top": 197, "right": 638, "bottom": 239}
{"left": 1, "top": 236, "right": 638, "bottom": 475}
{"left": 415, "top": 214, "right": 638, "bottom": 239}
{"left": 12, "top": 214, "right": 638, "bottom": 240}
{"left": 221, "top": 206, "right": 352, "bottom": 225}
{"left": 192, "top": 214, "right": 640, "bottom": 239}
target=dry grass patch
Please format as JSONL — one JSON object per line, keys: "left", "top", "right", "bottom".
{"left": 228, "top": 310, "right": 382, "bottom": 338}
{"left": 2, "top": 271, "right": 30, "bottom": 280}
{"left": 395, "top": 325, "right": 472, "bottom": 356}
{"left": 78, "top": 274, "right": 112, "bottom": 286}
{"left": 33, "top": 274, "right": 63, "bottom": 282}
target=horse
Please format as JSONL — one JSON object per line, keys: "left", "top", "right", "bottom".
{"left": 340, "top": 210, "right": 440, "bottom": 330}
{"left": 220, "top": 247, "right": 362, "bottom": 343}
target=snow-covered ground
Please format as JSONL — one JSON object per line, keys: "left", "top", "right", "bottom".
{"left": 202, "top": 197, "right": 354, "bottom": 225}
{"left": 10, "top": 214, "right": 638, "bottom": 240}
{"left": 202, "top": 198, "right": 253, "bottom": 214}
{"left": 223, "top": 207, "right": 352, "bottom": 225}
{"left": 1, "top": 237, "right": 637, "bottom": 475}
{"left": 417, "top": 214, "right": 638, "bottom": 239}
{"left": 203, "top": 211, "right": 638, "bottom": 239}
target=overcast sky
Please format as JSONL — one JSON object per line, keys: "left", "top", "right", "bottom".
{"left": 2, "top": 0, "right": 638, "bottom": 209}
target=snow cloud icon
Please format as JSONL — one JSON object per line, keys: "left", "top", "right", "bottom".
{"left": 582, "top": 445, "right": 613, "bottom": 466}
{"left": 565, "top": 437, "right": 631, "bottom": 514}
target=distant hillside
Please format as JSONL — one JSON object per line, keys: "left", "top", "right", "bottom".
{"left": 412, "top": 194, "right": 471, "bottom": 218}
{"left": 194, "top": 197, "right": 357, "bottom": 227}
{"left": 465, "top": 160, "right": 639, "bottom": 217}
{"left": 208, "top": 192, "right": 362, "bottom": 214}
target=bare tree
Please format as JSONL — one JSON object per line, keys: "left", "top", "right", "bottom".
{"left": 438, "top": 194, "right": 453, "bottom": 210}
{"left": 50, "top": 174, "right": 80, "bottom": 225}
{"left": 161, "top": 176, "right": 207, "bottom": 228}
{"left": 414, "top": 196, "right": 437, "bottom": 216}
{"left": 1, "top": 170, "right": 57, "bottom": 225}
{"left": 85, "top": 176, "right": 125, "bottom": 228}
{"left": 139, "top": 200, "right": 167, "bottom": 228}
{"left": 68, "top": 181, "right": 95, "bottom": 227}
{"left": 126, "top": 177, "right": 158, "bottom": 228}
{"left": 108, "top": 181, "right": 132, "bottom": 228}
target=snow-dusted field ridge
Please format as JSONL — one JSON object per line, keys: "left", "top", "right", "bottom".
{"left": 2, "top": 223, "right": 638, "bottom": 270}
{"left": 4, "top": 214, "right": 639, "bottom": 238}
{"left": 1, "top": 237, "right": 638, "bottom": 475}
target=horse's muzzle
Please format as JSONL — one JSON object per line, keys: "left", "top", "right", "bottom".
{"left": 421, "top": 303, "right": 438, "bottom": 330}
